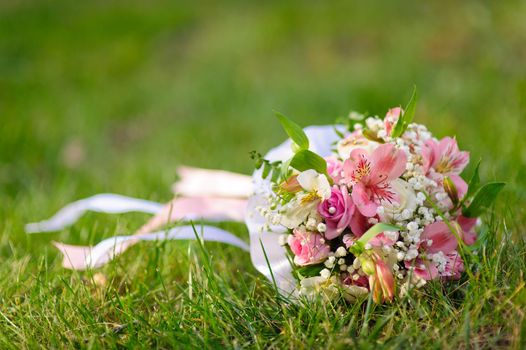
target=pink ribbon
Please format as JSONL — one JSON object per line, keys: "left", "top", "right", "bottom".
{"left": 27, "top": 167, "right": 251, "bottom": 270}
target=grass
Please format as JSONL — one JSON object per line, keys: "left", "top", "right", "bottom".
{"left": 1, "top": 0, "right": 526, "bottom": 348}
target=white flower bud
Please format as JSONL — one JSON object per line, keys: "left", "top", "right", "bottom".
{"left": 335, "top": 246, "right": 347, "bottom": 257}
{"left": 320, "top": 269, "right": 331, "bottom": 279}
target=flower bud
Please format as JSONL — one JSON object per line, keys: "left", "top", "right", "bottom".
{"left": 444, "top": 176, "right": 459, "bottom": 206}
{"left": 280, "top": 175, "right": 301, "bottom": 193}
{"left": 360, "top": 256, "right": 376, "bottom": 275}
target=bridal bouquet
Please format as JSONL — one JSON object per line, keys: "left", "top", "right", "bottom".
{"left": 28, "top": 89, "right": 504, "bottom": 305}
{"left": 252, "top": 91, "right": 504, "bottom": 303}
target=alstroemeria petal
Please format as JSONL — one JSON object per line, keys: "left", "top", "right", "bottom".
{"left": 421, "top": 221, "right": 458, "bottom": 254}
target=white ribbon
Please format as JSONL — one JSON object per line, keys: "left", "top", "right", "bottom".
{"left": 25, "top": 194, "right": 164, "bottom": 233}
{"left": 27, "top": 125, "right": 344, "bottom": 296}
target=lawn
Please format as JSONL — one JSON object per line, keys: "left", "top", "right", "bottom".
{"left": 1, "top": 0, "right": 526, "bottom": 348}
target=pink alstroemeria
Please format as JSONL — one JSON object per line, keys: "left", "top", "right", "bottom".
{"left": 343, "top": 144, "right": 407, "bottom": 217}
{"left": 384, "top": 107, "right": 402, "bottom": 136}
{"left": 423, "top": 137, "right": 470, "bottom": 175}
{"left": 318, "top": 186, "right": 355, "bottom": 240}
{"left": 457, "top": 215, "right": 477, "bottom": 245}
{"left": 423, "top": 137, "right": 470, "bottom": 188}
{"left": 406, "top": 221, "right": 458, "bottom": 280}
{"left": 442, "top": 252, "right": 464, "bottom": 279}
{"left": 287, "top": 229, "right": 331, "bottom": 266}
{"left": 369, "top": 253, "right": 396, "bottom": 303}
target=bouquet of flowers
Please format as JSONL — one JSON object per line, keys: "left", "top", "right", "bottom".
{"left": 252, "top": 90, "right": 504, "bottom": 303}
{"left": 27, "top": 89, "right": 504, "bottom": 305}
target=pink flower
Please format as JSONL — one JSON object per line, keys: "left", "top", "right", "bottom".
{"left": 343, "top": 143, "right": 408, "bottom": 217}
{"left": 369, "top": 253, "right": 396, "bottom": 303}
{"left": 406, "top": 221, "right": 458, "bottom": 280}
{"left": 442, "top": 252, "right": 464, "bottom": 279}
{"left": 384, "top": 107, "right": 402, "bottom": 136}
{"left": 318, "top": 186, "right": 355, "bottom": 240}
{"left": 342, "top": 273, "right": 369, "bottom": 288}
{"left": 423, "top": 137, "right": 470, "bottom": 176}
{"left": 287, "top": 229, "right": 330, "bottom": 266}
{"left": 325, "top": 156, "right": 344, "bottom": 184}
{"left": 457, "top": 215, "right": 477, "bottom": 245}
{"left": 422, "top": 137, "right": 469, "bottom": 209}
{"left": 336, "top": 130, "right": 380, "bottom": 161}
{"left": 421, "top": 221, "right": 459, "bottom": 254}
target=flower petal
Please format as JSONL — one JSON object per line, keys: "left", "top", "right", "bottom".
{"left": 370, "top": 144, "right": 407, "bottom": 182}
{"left": 351, "top": 183, "right": 377, "bottom": 217}
{"left": 449, "top": 174, "right": 468, "bottom": 199}
{"left": 297, "top": 169, "right": 318, "bottom": 192}
{"left": 421, "top": 221, "right": 458, "bottom": 254}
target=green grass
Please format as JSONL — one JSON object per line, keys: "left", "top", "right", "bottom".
{"left": 1, "top": 0, "right": 526, "bottom": 348}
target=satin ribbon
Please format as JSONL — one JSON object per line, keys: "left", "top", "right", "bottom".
{"left": 26, "top": 125, "right": 344, "bottom": 295}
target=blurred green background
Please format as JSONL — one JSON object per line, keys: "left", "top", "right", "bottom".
{"left": 1, "top": 0, "right": 525, "bottom": 252}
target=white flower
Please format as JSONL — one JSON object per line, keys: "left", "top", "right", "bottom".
{"left": 378, "top": 179, "right": 417, "bottom": 222}
{"left": 320, "top": 268, "right": 331, "bottom": 279}
{"left": 299, "top": 276, "right": 340, "bottom": 301}
{"left": 335, "top": 246, "right": 347, "bottom": 257}
{"left": 280, "top": 198, "right": 318, "bottom": 229}
{"left": 297, "top": 169, "right": 331, "bottom": 200}
{"left": 280, "top": 170, "right": 330, "bottom": 229}
{"left": 341, "top": 284, "right": 369, "bottom": 302}
{"left": 336, "top": 132, "right": 379, "bottom": 161}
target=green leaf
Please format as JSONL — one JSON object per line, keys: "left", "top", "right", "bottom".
{"left": 462, "top": 182, "right": 505, "bottom": 218}
{"left": 289, "top": 149, "right": 327, "bottom": 174}
{"left": 296, "top": 264, "right": 325, "bottom": 278}
{"left": 357, "top": 223, "right": 401, "bottom": 245}
{"left": 281, "top": 157, "right": 292, "bottom": 178}
{"left": 391, "top": 86, "right": 417, "bottom": 138}
{"left": 275, "top": 112, "right": 309, "bottom": 150}
{"left": 464, "top": 160, "right": 481, "bottom": 200}
{"left": 271, "top": 161, "right": 282, "bottom": 183}
{"left": 362, "top": 129, "right": 385, "bottom": 143}
{"left": 250, "top": 151, "right": 263, "bottom": 169}
{"left": 262, "top": 161, "right": 271, "bottom": 179}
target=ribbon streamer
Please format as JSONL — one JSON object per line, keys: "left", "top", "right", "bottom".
{"left": 27, "top": 125, "right": 343, "bottom": 295}
{"left": 54, "top": 225, "right": 250, "bottom": 270}
{"left": 25, "top": 194, "right": 164, "bottom": 233}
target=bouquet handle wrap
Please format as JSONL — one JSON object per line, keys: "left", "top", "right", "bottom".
{"left": 26, "top": 126, "right": 342, "bottom": 296}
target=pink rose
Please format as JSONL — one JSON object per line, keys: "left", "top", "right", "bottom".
{"left": 318, "top": 186, "right": 355, "bottom": 240}
{"left": 287, "top": 229, "right": 331, "bottom": 266}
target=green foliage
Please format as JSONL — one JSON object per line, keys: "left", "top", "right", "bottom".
{"left": 296, "top": 264, "right": 325, "bottom": 278}
{"left": 391, "top": 86, "right": 417, "bottom": 138}
{"left": 275, "top": 112, "right": 309, "bottom": 151}
{"left": 464, "top": 160, "right": 481, "bottom": 200}
{"left": 250, "top": 151, "right": 282, "bottom": 181}
{"left": 462, "top": 182, "right": 506, "bottom": 218}
{"left": 289, "top": 149, "right": 328, "bottom": 174}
